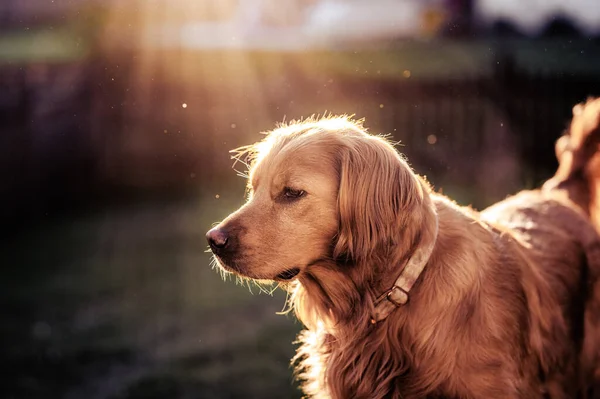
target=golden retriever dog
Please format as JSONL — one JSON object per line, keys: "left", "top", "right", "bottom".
{"left": 207, "top": 101, "right": 600, "bottom": 398}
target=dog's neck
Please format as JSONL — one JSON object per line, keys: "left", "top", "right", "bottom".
{"left": 292, "top": 209, "right": 439, "bottom": 333}
{"left": 371, "top": 213, "right": 439, "bottom": 323}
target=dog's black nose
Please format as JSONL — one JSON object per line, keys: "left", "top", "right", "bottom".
{"left": 206, "top": 227, "right": 229, "bottom": 254}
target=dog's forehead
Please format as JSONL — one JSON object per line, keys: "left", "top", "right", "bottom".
{"left": 250, "top": 136, "right": 338, "bottom": 190}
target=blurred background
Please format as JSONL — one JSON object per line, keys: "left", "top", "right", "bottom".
{"left": 1, "top": 0, "right": 599, "bottom": 398}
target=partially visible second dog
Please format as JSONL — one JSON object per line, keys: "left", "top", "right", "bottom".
{"left": 207, "top": 99, "right": 600, "bottom": 398}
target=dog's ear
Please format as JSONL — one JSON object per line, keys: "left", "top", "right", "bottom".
{"left": 334, "top": 136, "right": 434, "bottom": 263}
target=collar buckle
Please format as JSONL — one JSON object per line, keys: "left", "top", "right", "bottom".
{"left": 370, "top": 209, "right": 439, "bottom": 324}
{"left": 386, "top": 286, "right": 409, "bottom": 307}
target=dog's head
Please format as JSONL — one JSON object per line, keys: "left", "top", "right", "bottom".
{"left": 207, "top": 117, "right": 432, "bottom": 290}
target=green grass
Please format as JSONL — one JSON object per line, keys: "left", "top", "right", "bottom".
{"left": 164, "top": 38, "right": 600, "bottom": 88}
{"left": 0, "top": 28, "right": 90, "bottom": 63}
{"left": 3, "top": 22, "right": 597, "bottom": 79}
{"left": 282, "top": 38, "right": 600, "bottom": 79}
{"left": 297, "top": 40, "right": 493, "bottom": 80}
{"left": 1, "top": 193, "right": 303, "bottom": 399}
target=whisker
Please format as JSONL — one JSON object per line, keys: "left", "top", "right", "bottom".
{"left": 235, "top": 170, "right": 249, "bottom": 179}
{"left": 277, "top": 286, "right": 293, "bottom": 315}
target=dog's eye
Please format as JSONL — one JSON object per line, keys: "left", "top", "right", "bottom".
{"left": 283, "top": 187, "right": 305, "bottom": 200}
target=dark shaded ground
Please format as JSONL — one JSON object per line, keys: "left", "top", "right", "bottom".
{"left": 1, "top": 194, "right": 303, "bottom": 399}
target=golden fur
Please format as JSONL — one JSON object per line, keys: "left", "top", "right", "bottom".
{"left": 208, "top": 104, "right": 600, "bottom": 398}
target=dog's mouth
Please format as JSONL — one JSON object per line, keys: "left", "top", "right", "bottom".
{"left": 275, "top": 267, "right": 301, "bottom": 281}
{"left": 213, "top": 256, "right": 301, "bottom": 282}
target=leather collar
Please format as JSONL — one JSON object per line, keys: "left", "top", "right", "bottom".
{"left": 371, "top": 214, "right": 439, "bottom": 324}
